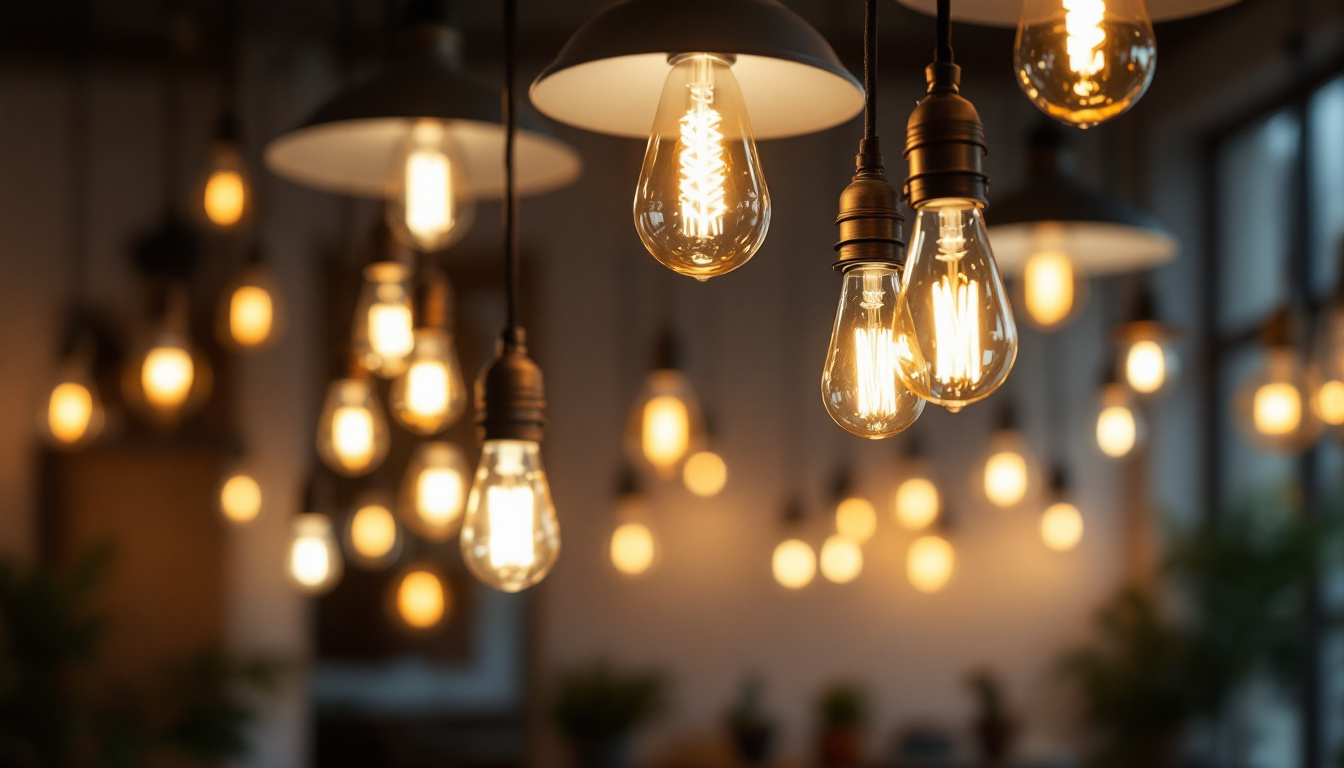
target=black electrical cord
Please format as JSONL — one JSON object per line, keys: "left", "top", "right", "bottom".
{"left": 936, "top": 0, "right": 954, "bottom": 64}
{"left": 503, "top": 0, "right": 519, "bottom": 334}
{"left": 862, "top": 0, "right": 876, "bottom": 141}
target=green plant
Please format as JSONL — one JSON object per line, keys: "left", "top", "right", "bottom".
{"left": 818, "top": 682, "right": 867, "bottom": 730}
{"left": 552, "top": 660, "right": 665, "bottom": 742}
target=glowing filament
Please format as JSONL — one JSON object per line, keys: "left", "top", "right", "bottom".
{"left": 642, "top": 395, "right": 690, "bottom": 472}
{"left": 405, "top": 361, "right": 450, "bottom": 419}
{"left": 229, "top": 285, "right": 274, "bottom": 347}
{"left": 142, "top": 346, "right": 194, "bottom": 410}
{"left": 678, "top": 57, "right": 727, "bottom": 245}
{"left": 1065, "top": 0, "right": 1107, "bottom": 97}
{"left": 333, "top": 406, "right": 375, "bottom": 469}
{"left": 405, "top": 147, "right": 455, "bottom": 245}
{"left": 48, "top": 382, "right": 94, "bottom": 444}
{"left": 1125, "top": 340, "right": 1167, "bottom": 393}
{"left": 369, "top": 302, "right": 415, "bottom": 361}
{"left": 1254, "top": 382, "right": 1302, "bottom": 436}
{"left": 417, "top": 467, "right": 464, "bottom": 528}
{"left": 850, "top": 270, "right": 903, "bottom": 427}
{"left": 487, "top": 486, "right": 537, "bottom": 571}
{"left": 291, "top": 537, "right": 331, "bottom": 588}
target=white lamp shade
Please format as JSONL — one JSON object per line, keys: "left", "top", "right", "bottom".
{"left": 988, "top": 221, "right": 1177, "bottom": 275}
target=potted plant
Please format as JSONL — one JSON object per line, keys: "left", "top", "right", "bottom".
{"left": 726, "top": 675, "right": 775, "bottom": 767}
{"left": 553, "top": 660, "right": 665, "bottom": 768}
{"left": 817, "top": 681, "right": 867, "bottom": 768}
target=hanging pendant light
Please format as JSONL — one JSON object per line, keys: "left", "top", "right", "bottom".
{"left": 41, "top": 315, "right": 106, "bottom": 450}
{"left": 316, "top": 358, "right": 391, "bottom": 477}
{"left": 201, "top": 114, "right": 251, "bottom": 229}
{"left": 344, "top": 488, "right": 404, "bottom": 570}
{"left": 265, "top": 0, "right": 580, "bottom": 252}
{"left": 1039, "top": 465, "right": 1084, "bottom": 551}
{"left": 124, "top": 285, "right": 213, "bottom": 428}
{"left": 217, "top": 246, "right": 285, "bottom": 351}
{"left": 976, "top": 404, "right": 1040, "bottom": 510}
{"left": 391, "top": 264, "right": 467, "bottom": 435}
{"left": 1310, "top": 251, "right": 1344, "bottom": 431}
{"left": 218, "top": 435, "right": 263, "bottom": 524}
{"left": 892, "top": 437, "right": 941, "bottom": 530}
{"left": 531, "top": 0, "right": 863, "bottom": 279}
{"left": 892, "top": 0, "right": 1242, "bottom": 31}
{"left": 389, "top": 563, "right": 451, "bottom": 630}
{"left": 1095, "top": 360, "right": 1144, "bottom": 459}
{"left": 610, "top": 467, "right": 659, "bottom": 577}
{"left": 1234, "top": 307, "right": 1321, "bottom": 453}
{"left": 287, "top": 477, "right": 344, "bottom": 596}
{"left": 1114, "top": 281, "right": 1180, "bottom": 397}
{"left": 399, "top": 440, "right": 470, "bottom": 542}
{"left": 626, "top": 330, "right": 706, "bottom": 478}
{"left": 771, "top": 497, "right": 816, "bottom": 590}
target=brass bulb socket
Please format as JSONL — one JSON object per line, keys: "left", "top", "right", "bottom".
{"left": 475, "top": 327, "right": 546, "bottom": 443}
{"left": 903, "top": 62, "right": 989, "bottom": 210}
{"left": 833, "top": 137, "right": 906, "bottom": 271}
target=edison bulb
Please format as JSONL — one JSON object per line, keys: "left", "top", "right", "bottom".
{"left": 345, "top": 495, "right": 402, "bottom": 569}
{"left": 1015, "top": 0, "right": 1156, "bottom": 128}
{"left": 390, "top": 328, "right": 466, "bottom": 435}
{"left": 1019, "top": 250, "right": 1085, "bottom": 331}
{"left": 772, "top": 538, "right": 816, "bottom": 589}
{"left": 1096, "top": 382, "right": 1144, "bottom": 458}
{"left": 897, "top": 203, "right": 1017, "bottom": 412}
{"left": 610, "top": 492, "right": 658, "bottom": 577}
{"left": 353, "top": 262, "right": 415, "bottom": 377}
{"left": 41, "top": 357, "right": 104, "bottom": 448}
{"left": 460, "top": 440, "right": 560, "bottom": 593}
{"left": 399, "top": 441, "right": 470, "bottom": 542}
{"left": 316, "top": 377, "right": 390, "bottom": 476}
{"left": 683, "top": 450, "right": 728, "bottom": 497}
{"left": 1235, "top": 347, "right": 1321, "bottom": 452}
{"left": 125, "top": 325, "right": 211, "bottom": 426}
{"left": 626, "top": 369, "right": 704, "bottom": 477}
{"left": 822, "top": 265, "right": 926, "bottom": 437}
{"left": 218, "top": 471, "right": 262, "bottom": 524}
{"left": 1121, "top": 337, "right": 1173, "bottom": 395}
{"left": 392, "top": 566, "right": 450, "bottom": 630}
{"left": 894, "top": 475, "right": 941, "bottom": 530}
{"left": 287, "top": 513, "right": 343, "bottom": 595}
{"left": 908, "top": 535, "right": 954, "bottom": 594}
{"left": 217, "top": 262, "right": 283, "bottom": 350}
{"left": 1041, "top": 502, "right": 1084, "bottom": 551}
{"left": 634, "top": 53, "right": 769, "bottom": 281}
{"left": 835, "top": 497, "right": 878, "bottom": 543}
{"left": 818, "top": 535, "right": 863, "bottom": 584}
{"left": 202, "top": 138, "right": 249, "bottom": 228}
{"left": 385, "top": 119, "right": 476, "bottom": 252}
{"left": 979, "top": 429, "right": 1037, "bottom": 509}
{"left": 1311, "top": 305, "right": 1344, "bottom": 430}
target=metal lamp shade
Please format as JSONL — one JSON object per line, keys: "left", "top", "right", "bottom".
{"left": 892, "top": 0, "right": 1243, "bottom": 26}
{"left": 266, "top": 54, "right": 581, "bottom": 199}
{"left": 529, "top": 0, "right": 864, "bottom": 139}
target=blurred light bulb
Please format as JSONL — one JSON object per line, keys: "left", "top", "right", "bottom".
{"left": 1314, "top": 379, "right": 1344, "bottom": 426}
{"left": 124, "top": 292, "right": 212, "bottom": 426}
{"left": 819, "top": 534, "right": 863, "bottom": 584}
{"left": 980, "top": 428, "right": 1037, "bottom": 509}
{"left": 461, "top": 440, "right": 560, "bottom": 593}
{"left": 908, "top": 535, "right": 954, "bottom": 594}
{"left": 346, "top": 496, "right": 401, "bottom": 569}
{"left": 610, "top": 492, "right": 658, "bottom": 577}
{"left": 627, "top": 369, "right": 704, "bottom": 477}
{"left": 399, "top": 441, "right": 469, "bottom": 542}
{"left": 353, "top": 262, "right": 415, "bottom": 377}
{"left": 288, "top": 513, "right": 343, "bottom": 595}
{"left": 142, "top": 345, "right": 194, "bottom": 411}
{"left": 1095, "top": 382, "right": 1143, "bottom": 458}
{"left": 772, "top": 538, "right": 816, "bottom": 589}
{"left": 1015, "top": 0, "right": 1157, "bottom": 128}
{"left": 1235, "top": 347, "right": 1321, "bottom": 452}
{"left": 1124, "top": 339, "right": 1167, "bottom": 394}
{"left": 316, "top": 377, "right": 390, "bottom": 476}
{"left": 897, "top": 203, "right": 1017, "bottom": 412}
{"left": 835, "top": 497, "right": 878, "bottom": 543}
{"left": 1040, "top": 501, "right": 1084, "bottom": 551}
{"left": 390, "top": 328, "right": 466, "bottom": 435}
{"left": 393, "top": 566, "right": 449, "bottom": 629}
{"left": 386, "top": 120, "right": 476, "bottom": 252}
{"left": 1311, "top": 304, "right": 1344, "bottom": 429}
{"left": 203, "top": 138, "right": 249, "bottom": 228}
{"left": 822, "top": 265, "right": 926, "bottom": 437}
{"left": 219, "top": 471, "right": 262, "bottom": 524}
{"left": 894, "top": 476, "right": 940, "bottom": 530}
{"left": 1020, "top": 250, "right": 1082, "bottom": 330}
{"left": 41, "top": 352, "right": 104, "bottom": 448}
{"left": 683, "top": 450, "right": 728, "bottom": 497}
{"left": 218, "top": 261, "right": 283, "bottom": 350}
{"left": 634, "top": 53, "right": 769, "bottom": 281}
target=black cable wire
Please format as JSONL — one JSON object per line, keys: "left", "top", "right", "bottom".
{"left": 68, "top": 7, "right": 90, "bottom": 308}
{"left": 863, "top": 0, "right": 876, "bottom": 140}
{"left": 503, "top": 0, "right": 518, "bottom": 333}
{"left": 936, "top": 0, "right": 954, "bottom": 64}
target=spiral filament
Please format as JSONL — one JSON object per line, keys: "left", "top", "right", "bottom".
{"left": 678, "top": 56, "right": 727, "bottom": 248}
{"left": 1065, "top": 0, "right": 1107, "bottom": 97}
{"left": 853, "top": 272, "right": 903, "bottom": 426}
{"left": 931, "top": 210, "right": 983, "bottom": 392}
{"left": 486, "top": 443, "right": 540, "bottom": 572}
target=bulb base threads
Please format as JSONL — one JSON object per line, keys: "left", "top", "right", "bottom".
{"left": 833, "top": 137, "right": 906, "bottom": 271}
{"left": 903, "top": 62, "right": 989, "bottom": 210}
{"left": 476, "top": 327, "right": 546, "bottom": 443}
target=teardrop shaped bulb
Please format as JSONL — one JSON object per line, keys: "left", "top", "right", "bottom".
{"left": 315, "top": 377, "right": 390, "bottom": 477}
{"left": 385, "top": 119, "right": 477, "bottom": 252}
{"left": 390, "top": 328, "right": 467, "bottom": 435}
{"left": 460, "top": 440, "right": 560, "bottom": 593}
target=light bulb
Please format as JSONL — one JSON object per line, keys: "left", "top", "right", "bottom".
{"left": 634, "top": 53, "right": 769, "bottom": 281}
{"left": 316, "top": 377, "right": 390, "bottom": 476}
{"left": 1014, "top": 0, "right": 1157, "bottom": 129}
{"left": 772, "top": 538, "right": 816, "bottom": 590}
{"left": 1040, "top": 501, "right": 1084, "bottom": 551}
{"left": 287, "top": 513, "right": 343, "bottom": 595}
{"left": 1310, "top": 305, "right": 1344, "bottom": 429}
{"left": 399, "top": 441, "right": 470, "bottom": 542}
{"left": 219, "top": 471, "right": 262, "bottom": 524}
{"left": 392, "top": 565, "right": 450, "bottom": 630}
{"left": 1095, "top": 381, "right": 1144, "bottom": 458}
{"left": 385, "top": 119, "right": 476, "bottom": 252}
{"left": 460, "top": 440, "right": 560, "bottom": 593}
{"left": 819, "top": 534, "right": 863, "bottom": 584}
{"left": 822, "top": 265, "right": 927, "bottom": 437}
{"left": 202, "top": 138, "right": 249, "bottom": 228}
{"left": 683, "top": 450, "right": 728, "bottom": 497}
{"left": 1122, "top": 338, "right": 1169, "bottom": 394}
{"left": 610, "top": 492, "right": 658, "bottom": 577}
{"left": 893, "top": 475, "right": 941, "bottom": 530}
{"left": 41, "top": 354, "right": 104, "bottom": 448}
{"left": 897, "top": 203, "right": 1017, "bottom": 412}
{"left": 217, "top": 262, "right": 283, "bottom": 350}
{"left": 124, "top": 290, "right": 212, "bottom": 426}
{"left": 345, "top": 494, "right": 402, "bottom": 569}
{"left": 907, "top": 535, "right": 954, "bottom": 594}
{"left": 1019, "top": 250, "right": 1085, "bottom": 331}
{"left": 626, "top": 369, "right": 704, "bottom": 478}
{"left": 390, "top": 328, "right": 467, "bottom": 435}
{"left": 979, "top": 429, "right": 1037, "bottom": 509}
{"left": 1235, "top": 347, "right": 1321, "bottom": 452}
{"left": 353, "top": 262, "right": 415, "bottom": 378}
{"left": 834, "top": 497, "right": 878, "bottom": 543}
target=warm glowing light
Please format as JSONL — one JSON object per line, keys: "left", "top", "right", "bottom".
{"left": 288, "top": 514, "right": 342, "bottom": 595}
{"left": 334, "top": 406, "right": 375, "bottom": 469}
{"left": 907, "top": 535, "right": 954, "bottom": 594}
{"left": 228, "top": 285, "right": 274, "bottom": 348}
{"left": 683, "top": 450, "right": 727, "bottom": 497}
{"left": 370, "top": 303, "right": 414, "bottom": 362}
{"left": 984, "top": 451, "right": 1029, "bottom": 507}
{"left": 611, "top": 522, "right": 656, "bottom": 576}
{"left": 317, "top": 378, "right": 388, "bottom": 477}
{"left": 391, "top": 329, "right": 466, "bottom": 435}
{"left": 835, "top": 497, "right": 877, "bottom": 543}
{"left": 1097, "top": 404, "right": 1138, "bottom": 457}
{"left": 1063, "top": 0, "right": 1107, "bottom": 96}
{"left": 1041, "top": 502, "right": 1084, "bottom": 551}
{"left": 1022, "top": 250, "right": 1075, "bottom": 329}
{"left": 355, "top": 263, "right": 415, "bottom": 377}
{"left": 819, "top": 535, "right": 863, "bottom": 584}
{"left": 219, "top": 473, "right": 262, "bottom": 524}
{"left": 460, "top": 440, "right": 560, "bottom": 593}
{"left": 418, "top": 467, "right": 464, "bottom": 528}
{"left": 932, "top": 210, "right": 983, "bottom": 392}
{"left": 406, "top": 361, "right": 449, "bottom": 418}
{"left": 142, "top": 345, "right": 195, "bottom": 411}
{"left": 396, "top": 568, "right": 448, "bottom": 629}
{"left": 678, "top": 56, "right": 727, "bottom": 241}
{"left": 772, "top": 538, "right": 816, "bottom": 589}
{"left": 643, "top": 395, "right": 690, "bottom": 473}
{"left": 349, "top": 503, "right": 398, "bottom": 563}
{"left": 404, "top": 123, "right": 456, "bottom": 246}
{"left": 48, "top": 382, "right": 94, "bottom": 445}
{"left": 1253, "top": 382, "right": 1302, "bottom": 437}
{"left": 894, "top": 477, "right": 940, "bottom": 530}
{"left": 204, "top": 169, "right": 246, "bottom": 227}
{"left": 400, "top": 442, "right": 469, "bottom": 541}
{"left": 1125, "top": 340, "right": 1167, "bottom": 394}
{"left": 1315, "top": 380, "right": 1344, "bottom": 426}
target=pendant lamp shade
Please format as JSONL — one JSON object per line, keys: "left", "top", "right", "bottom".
{"left": 266, "top": 23, "right": 580, "bottom": 199}
{"left": 986, "top": 125, "right": 1176, "bottom": 276}
{"left": 892, "top": 0, "right": 1242, "bottom": 26}
{"left": 529, "top": 0, "right": 864, "bottom": 139}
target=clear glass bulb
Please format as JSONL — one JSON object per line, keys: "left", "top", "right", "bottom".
{"left": 893, "top": 470, "right": 941, "bottom": 531}
{"left": 823, "top": 265, "right": 927, "bottom": 437}
{"left": 217, "top": 262, "right": 283, "bottom": 351}
{"left": 1095, "top": 381, "right": 1144, "bottom": 458}
{"left": 682, "top": 449, "right": 728, "bottom": 497}
{"left": 907, "top": 535, "right": 954, "bottom": 594}
{"left": 345, "top": 492, "right": 402, "bottom": 569}
{"left": 353, "top": 261, "right": 415, "bottom": 378}
{"left": 1041, "top": 501, "right": 1084, "bottom": 551}
{"left": 1018, "top": 249, "right": 1086, "bottom": 331}
{"left": 391, "top": 564, "right": 450, "bottom": 630}
{"left": 460, "top": 440, "right": 560, "bottom": 593}
{"left": 1014, "top": 0, "right": 1157, "bottom": 128}
{"left": 1234, "top": 347, "right": 1322, "bottom": 452}
{"left": 202, "top": 137, "right": 249, "bottom": 228}
{"left": 399, "top": 441, "right": 470, "bottom": 542}
{"left": 978, "top": 429, "right": 1039, "bottom": 509}
{"left": 772, "top": 538, "right": 816, "bottom": 589}
{"left": 316, "top": 377, "right": 390, "bottom": 476}
{"left": 390, "top": 328, "right": 467, "bottom": 435}
{"left": 385, "top": 119, "right": 476, "bottom": 252}
{"left": 41, "top": 351, "right": 104, "bottom": 448}
{"left": 610, "top": 492, "right": 658, "bottom": 577}
{"left": 897, "top": 203, "right": 1017, "bottom": 412}
{"left": 634, "top": 53, "right": 769, "bottom": 281}
{"left": 218, "top": 470, "right": 262, "bottom": 524}
{"left": 1310, "top": 304, "right": 1344, "bottom": 430}
{"left": 626, "top": 369, "right": 704, "bottom": 478}
{"left": 287, "top": 513, "right": 343, "bottom": 595}
{"left": 819, "top": 534, "right": 863, "bottom": 584}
